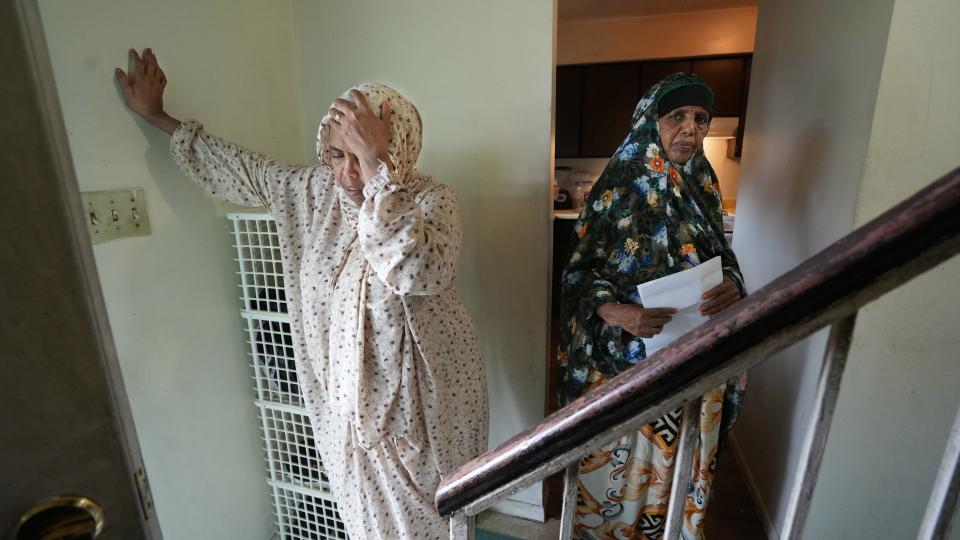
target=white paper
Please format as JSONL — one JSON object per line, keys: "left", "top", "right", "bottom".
{"left": 637, "top": 256, "right": 723, "bottom": 356}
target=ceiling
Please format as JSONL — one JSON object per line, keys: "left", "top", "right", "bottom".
{"left": 558, "top": 0, "right": 759, "bottom": 23}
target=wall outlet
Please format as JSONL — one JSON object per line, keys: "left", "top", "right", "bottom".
{"left": 81, "top": 188, "right": 151, "bottom": 244}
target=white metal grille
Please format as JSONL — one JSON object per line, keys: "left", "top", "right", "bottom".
{"left": 229, "top": 213, "right": 348, "bottom": 540}
{"left": 274, "top": 485, "right": 349, "bottom": 540}
{"left": 245, "top": 314, "right": 304, "bottom": 407}
{"left": 232, "top": 213, "right": 288, "bottom": 315}
{"left": 259, "top": 403, "right": 331, "bottom": 492}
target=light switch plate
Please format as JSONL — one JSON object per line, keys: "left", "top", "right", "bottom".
{"left": 81, "top": 188, "right": 151, "bottom": 244}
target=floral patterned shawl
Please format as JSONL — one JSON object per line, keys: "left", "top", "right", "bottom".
{"left": 558, "top": 73, "right": 746, "bottom": 406}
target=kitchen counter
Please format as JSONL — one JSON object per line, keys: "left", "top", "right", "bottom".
{"left": 553, "top": 209, "right": 582, "bottom": 220}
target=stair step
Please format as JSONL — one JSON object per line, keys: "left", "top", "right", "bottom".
{"left": 476, "top": 528, "right": 522, "bottom": 540}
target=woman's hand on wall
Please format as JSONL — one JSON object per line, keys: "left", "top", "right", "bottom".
{"left": 596, "top": 303, "right": 677, "bottom": 338}
{"left": 116, "top": 48, "right": 180, "bottom": 135}
{"left": 700, "top": 276, "right": 741, "bottom": 317}
{"left": 328, "top": 90, "right": 394, "bottom": 183}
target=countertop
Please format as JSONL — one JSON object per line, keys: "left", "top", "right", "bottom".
{"left": 553, "top": 209, "right": 582, "bottom": 220}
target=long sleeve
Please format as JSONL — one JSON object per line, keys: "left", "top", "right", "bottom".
{"left": 558, "top": 198, "right": 628, "bottom": 404}
{"left": 169, "top": 119, "right": 322, "bottom": 214}
{"left": 563, "top": 207, "right": 620, "bottom": 319}
{"left": 356, "top": 169, "right": 461, "bottom": 296}
{"left": 720, "top": 244, "right": 746, "bottom": 297}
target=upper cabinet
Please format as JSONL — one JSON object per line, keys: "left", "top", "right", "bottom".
{"left": 555, "top": 66, "right": 582, "bottom": 159}
{"left": 640, "top": 60, "right": 693, "bottom": 96}
{"left": 692, "top": 57, "right": 746, "bottom": 117}
{"left": 580, "top": 63, "right": 639, "bottom": 157}
{"left": 556, "top": 54, "right": 753, "bottom": 158}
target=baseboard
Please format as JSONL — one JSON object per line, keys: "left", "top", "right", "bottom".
{"left": 729, "top": 434, "right": 781, "bottom": 540}
{"left": 491, "top": 498, "right": 546, "bottom": 523}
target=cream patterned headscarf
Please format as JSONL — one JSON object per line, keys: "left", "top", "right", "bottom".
{"left": 316, "top": 83, "right": 427, "bottom": 217}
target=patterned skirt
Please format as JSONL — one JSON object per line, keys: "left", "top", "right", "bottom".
{"left": 572, "top": 383, "right": 731, "bottom": 540}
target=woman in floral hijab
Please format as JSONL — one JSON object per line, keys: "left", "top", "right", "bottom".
{"left": 558, "top": 73, "right": 747, "bottom": 539}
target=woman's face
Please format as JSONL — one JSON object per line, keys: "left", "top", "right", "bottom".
{"left": 327, "top": 127, "right": 365, "bottom": 205}
{"left": 657, "top": 105, "right": 710, "bottom": 163}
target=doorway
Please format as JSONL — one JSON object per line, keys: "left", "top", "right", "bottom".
{"left": 544, "top": 1, "right": 762, "bottom": 534}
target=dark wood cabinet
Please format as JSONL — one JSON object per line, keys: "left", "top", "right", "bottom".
{"left": 640, "top": 60, "right": 693, "bottom": 98}
{"left": 555, "top": 66, "right": 582, "bottom": 158}
{"left": 691, "top": 57, "right": 746, "bottom": 117}
{"left": 556, "top": 53, "right": 752, "bottom": 158}
{"left": 580, "top": 63, "right": 639, "bottom": 157}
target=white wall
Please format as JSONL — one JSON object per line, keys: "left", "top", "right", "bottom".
{"left": 289, "top": 0, "right": 555, "bottom": 516}
{"left": 37, "top": 1, "right": 305, "bottom": 538}
{"left": 803, "top": 0, "right": 960, "bottom": 537}
{"left": 557, "top": 7, "right": 757, "bottom": 65}
{"left": 729, "top": 0, "right": 896, "bottom": 536}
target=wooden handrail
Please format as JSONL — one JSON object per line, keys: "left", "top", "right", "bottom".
{"left": 436, "top": 166, "right": 960, "bottom": 517}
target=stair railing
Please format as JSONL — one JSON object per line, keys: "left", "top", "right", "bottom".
{"left": 436, "top": 166, "right": 960, "bottom": 540}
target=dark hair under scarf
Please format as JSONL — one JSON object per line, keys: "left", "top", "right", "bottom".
{"left": 557, "top": 73, "right": 745, "bottom": 414}
{"left": 657, "top": 84, "right": 715, "bottom": 119}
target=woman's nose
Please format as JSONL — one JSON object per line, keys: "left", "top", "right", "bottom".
{"left": 344, "top": 157, "right": 359, "bottom": 178}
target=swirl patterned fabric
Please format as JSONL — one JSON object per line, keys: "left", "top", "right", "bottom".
{"left": 558, "top": 73, "right": 747, "bottom": 539}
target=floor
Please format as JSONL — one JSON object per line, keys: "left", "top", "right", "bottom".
{"left": 478, "top": 452, "right": 767, "bottom": 539}
{"left": 478, "top": 511, "right": 561, "bottom": 540}
{"left": 703, "top": 449, "right": 768, "bottom": 540}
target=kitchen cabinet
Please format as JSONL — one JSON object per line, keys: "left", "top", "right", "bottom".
{"left": 555, "top": 66, "right": 582, "bottom": 158}
{"left": 640, "top": 60, "right": 693, "bottom": 96}
{"left": 691, "top": 57, "right": 746, "bottom": 117}
{"left": 556, "top": 53, "right": 753, "bottom": 158}
{"left": 580, "top": 63, "right": 639, "bottom": 157}
{"left": 551, "top": 217, "right": 577, "bottom": 320}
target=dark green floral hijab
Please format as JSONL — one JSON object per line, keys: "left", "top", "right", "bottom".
{"left": 558, "top": 73, "right": 745, "bottom": 405}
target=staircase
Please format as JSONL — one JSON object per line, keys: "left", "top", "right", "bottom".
{"left": 436, "top": 166, "right": 960, "bottom": 540}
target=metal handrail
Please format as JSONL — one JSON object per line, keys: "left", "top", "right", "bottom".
{"left": 436, "top": 166, "right": 960, "bottom": 538}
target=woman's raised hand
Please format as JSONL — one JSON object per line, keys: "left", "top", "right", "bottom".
{"left": 115, "top": 48, "right": 180, "bottom": 135}
{"left": 328, "top": 90, "right": 394, "bottom": 182}
{"left": 596, "top": 303, "right": 677, "bottom": 339}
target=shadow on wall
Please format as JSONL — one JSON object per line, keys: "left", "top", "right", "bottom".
{"left": 735, "top": 332, "right": 827, "bottom": 524}
{"left": 743, "top": 122, "right": 832, "bottom": 261}
{"left": 108, "top": 57, "right": 229, "bottom": 227}
{"left": 733, "top": 111, "right": 841, "bottom": 531}
{"left": 441, "top": 147, "right": 549, "bottom": 437}
{"left": 782, "top": 124, "right": 830, "bottom": 257}
{"left": 136, "top": 114, "right": 236, "bottom": 225}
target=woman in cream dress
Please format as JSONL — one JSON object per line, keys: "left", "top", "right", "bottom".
{"left": 116, "top": 48, "right": 487, "bottom": 539}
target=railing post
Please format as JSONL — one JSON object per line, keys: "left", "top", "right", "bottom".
{"left": 917, "top": 404, "right": 960, "bottom": 540}
{"left": 450, "top": 513, "right": 475, "bottom": 540}
{"left": 781, "top": 313, "right": 857, "bottom": 540}
{"left": 559, "top": 461, "right": 580, "bottom": 540}
{"left": 663, "top": 400, "right": 701, "bottom": 539}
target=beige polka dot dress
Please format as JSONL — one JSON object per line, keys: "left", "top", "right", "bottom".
{"left": 170, "top": 84, "right": 488, "bottom": 539}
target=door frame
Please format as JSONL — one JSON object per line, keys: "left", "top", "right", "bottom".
{"left": 2, "top": 1, "right": 161, "bottom": 538}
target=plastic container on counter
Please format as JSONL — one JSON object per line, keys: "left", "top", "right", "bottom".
{"left": 554, "top": 166, "right": 573, "bottom": 191}
{"left": 574, "top": 173, "right": 594, "bottom": 209}
{"left": 553, "top": 181, "right": 573, "bottom": 210}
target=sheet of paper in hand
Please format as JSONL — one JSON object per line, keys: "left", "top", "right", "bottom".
{"left": 637, "top": 256, "right": 723, "bottom": 356}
